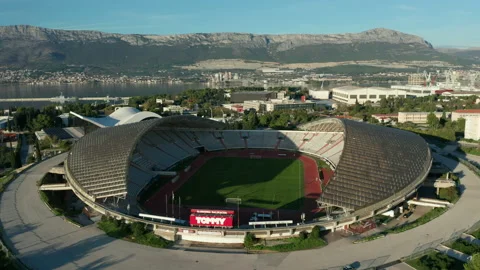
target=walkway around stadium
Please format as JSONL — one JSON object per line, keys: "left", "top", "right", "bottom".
{"left": 1, "top": 153, "right": 480, "bottom": 270}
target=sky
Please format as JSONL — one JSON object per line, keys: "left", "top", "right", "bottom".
{"left": 0, "top": 0, "right": 479, "bottom": 47}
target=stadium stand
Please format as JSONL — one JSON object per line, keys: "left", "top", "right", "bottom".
{"left": 222, "top": 131, "right": 244, "bottom": 149}
{"left": 194, "top": 131, "right": 225, "bottom": 151}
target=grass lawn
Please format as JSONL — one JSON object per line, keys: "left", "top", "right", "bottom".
{"left": 407, "top": 251, "right": 464, "bottom": 270}
{"left": 176, "top": 157, "right": 304, "bottom": 210}
{"left": 471, "top": 228, "right": 480, "bottom": 239}
{"left": 250, "top": 236, "right": 327, "bottom": 252}
{"left": 460, "top": 146, "right": 480, "bottom": 156}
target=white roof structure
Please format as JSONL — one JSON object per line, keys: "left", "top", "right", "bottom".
{"left": 70, "top": 107, "right": 161, "bottom": 128}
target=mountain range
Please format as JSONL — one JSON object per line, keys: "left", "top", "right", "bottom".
{"left": 0, "top": 25, "right": 474, "bottom": 72}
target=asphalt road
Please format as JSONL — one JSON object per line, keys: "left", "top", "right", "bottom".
{"left": 1, "top": 153, "right": 479, "bottom": 270}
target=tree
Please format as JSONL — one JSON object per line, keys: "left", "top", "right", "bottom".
{"left": 30, "top": 114, "right": 53, "bottom": 131}
{"left": 242, "top": 111, "right": 259, "bottom": 130}
{"left": 439, "top": 112, "right": 447, "bottom": 127}
{"left": 420, "top": 252, "right": 455, "bottom": 270}
{"left": 457, "top": 118, "right": 466, "bottom": 132}
{"left": 35, "top": 139, "right": 41, "bottom": 162}
{"left": 259, "top": 114, "right": 272, "bottom": 127}
{"left": 6, "top": 115, "right": 11, "bottom": 131}
{"left": 464, "top": 253, "right": 480, "bottom": 270}
{"left": 427, "top": 112, "right": 440, "bottom": 129}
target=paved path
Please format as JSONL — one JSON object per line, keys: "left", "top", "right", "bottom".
{"left": 1, "top": 154, "right": 480, "bottom": 269}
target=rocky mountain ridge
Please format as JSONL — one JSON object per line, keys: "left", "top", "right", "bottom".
{"left": 0, "top": 25, "right": 468, "bottom": 71}
{"left": 0, "top": 25, "right": 433, "bottom": 50}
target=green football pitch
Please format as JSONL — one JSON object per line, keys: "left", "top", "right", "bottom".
{"left": 176, "top": 157, "right": 304, "bottom": 210}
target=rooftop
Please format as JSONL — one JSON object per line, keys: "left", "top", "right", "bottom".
{"left": 70, "top": 107, "right": 162, "bottom": 127}
{"left": 333, "top": 86, "right": 402, "bottom": 93}
{"left": 454, "top": 109, "right": 480, "bottom": 114}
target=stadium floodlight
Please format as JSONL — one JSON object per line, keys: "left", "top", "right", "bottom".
{"left": 225, "top": 197, "right": 241, "bottom": 228}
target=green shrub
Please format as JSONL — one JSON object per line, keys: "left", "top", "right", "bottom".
{"left": 131, "top": 222, "right": 146, "bottom": 238}
{"left": 298, "top": 231, "right": 308, "bottom": 240}
{"left": 409, "top": 252, "right": 463, "bottom": 270}
{"left": 310, "top": 226, "right": 321, "bottom": 239}
{"left": 244, "top": 232, "right": 256, "bottom": 248}
{"left": 449, "top": 239, "right": 480, "bottom": 255}
{"left": 438, "top": 186, "right": 459, "bottom": 203}
{"left": 97, "top": 218, "right": 171, "bottom": 248}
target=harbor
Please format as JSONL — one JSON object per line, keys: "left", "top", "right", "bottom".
{"left": 0, "top": 94, "right": 131, "bottom": 103}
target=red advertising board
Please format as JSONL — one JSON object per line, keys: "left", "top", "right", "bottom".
{"left": 190, "top": 209, "right": 234, "bottom": 215}
{"left": 190, "top": 215, "right": 234, "bottom": 228}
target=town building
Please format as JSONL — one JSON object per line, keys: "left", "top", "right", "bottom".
{"left": 452, "top": 109, "right": 480, "bottom": 121}
{"left": 222, "top": 103, "right": 244, "bottom": 113}
{"left": 156, "top": 99, "right": 174, "bottom": 105}
{"left": 332, "top": 86, "right": 407, "bottom": 105}
{"left": 243, "top": 100, "right": 265, "bottom": 112}
{"left": 265, "top": 100, "right": 316, "bottom": 112}
{"left": 230, "top": 91, "right": 275, "bottom": 103}
{"left": 408, "top": 73, "right": 426, "bottom": 85}
{"left": 163, "top": 105, "right": 189, "bottom": 114}
{"left": 398, "top": 112, "right": 449, "bottom": 124}
{"left": 371, "top": 114, "right": 398, "bottom": 123}
{"left": 35, "top": 127, "right": 85, "bottom": 142}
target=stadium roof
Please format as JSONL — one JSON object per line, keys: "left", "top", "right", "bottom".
{"left": 69, "top": 107, "right": 161, "bottom": 128}
{"left": 303, "top": 119, "right": 431, "bottom": 211}
{"left": 66, "top": 116, "right": 431, "bottom": 212}
{"left": 66, "top": 116, "right": 225, "bottom": 199}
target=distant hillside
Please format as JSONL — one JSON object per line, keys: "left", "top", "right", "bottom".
{"left": 0, "top": 25, "right": 469, "bottom": 71}
{"left": 437, "top": 47, "right": 480, "bottom": 63}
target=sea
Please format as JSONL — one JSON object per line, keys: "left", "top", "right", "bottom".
{"left": 0, "top": 83, "right": 207, "bottom": 108}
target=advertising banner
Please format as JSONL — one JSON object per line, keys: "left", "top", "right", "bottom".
{"left": 189, "top": 215, "right": 234, "bottom": 228}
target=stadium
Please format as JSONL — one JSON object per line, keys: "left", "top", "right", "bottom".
{"left": 64, "top": 115, "right": 432, "bottom": 242}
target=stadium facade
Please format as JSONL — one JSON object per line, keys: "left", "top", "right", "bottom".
{"left": 64, "top": 116, "right": 431, "bottom": 242}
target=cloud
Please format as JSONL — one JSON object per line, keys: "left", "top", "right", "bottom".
{"left": 394, "top": 5, "right": 417, "bottom": 11}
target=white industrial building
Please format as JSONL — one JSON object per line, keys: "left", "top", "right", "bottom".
{"left": 332, "top": 86, "right": 408, "bottom": 105}
{"left": 309, "top": 90, "right": 330, "bottom": 100}
{"left": 390, "top": 85, "right": 438, "bottom": 97}
{"left": 465, "top": 116, "right": 480, "bottom": 140}
{"left": 452, "top": 109, "right": 480, "bottom": 121}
